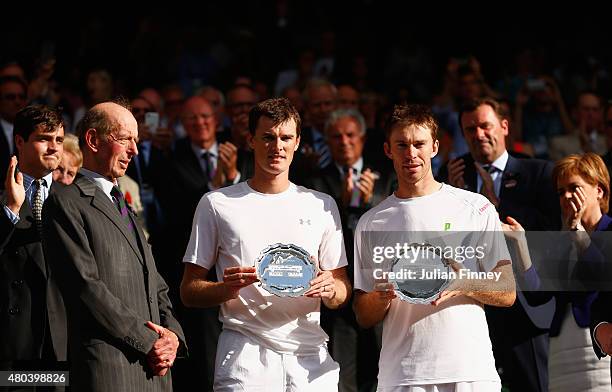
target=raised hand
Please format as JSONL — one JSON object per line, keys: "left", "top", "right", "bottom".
{"left": 447, "top": 158, "right": 466, "bottom": 189}
{"left": 564, "top": 186, "right": 587, "bottom": 231}
{"left": 357, "top": 169, "right": 378, "bottom": 205}
{"left": 4, "top": 156, "right": 25, "bottom": 216}
{"left": 218, "top": 142, "right": 239, "bottom": 182}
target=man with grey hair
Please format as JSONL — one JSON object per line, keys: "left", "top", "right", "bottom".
{"left": 308, "top": 108, "right": 390, "bottom": 392}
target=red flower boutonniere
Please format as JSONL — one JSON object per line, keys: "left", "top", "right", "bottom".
{"left": 124, "top": 191, "right": 132, "bottom": 205}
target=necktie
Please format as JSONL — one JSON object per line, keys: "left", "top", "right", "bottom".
{"left": 342, "top": 166, "right": 357, "bottom": 178}
{"left": 202, "top": 151, "right": 215, "bottom": 181}
{"left": 312, "top": 132, "right": 331, "bottom": 168}
{"left": 32, "top": 179, "right": 45, "bottom": 236}
{"left": 343, "top": 166, "right": 362, "bottom": 207}
{"left": 110, "top": 186, "right": 135, "bottom": 233}
{"left": 480, "top": 165, "right": 499, "bottom": 196}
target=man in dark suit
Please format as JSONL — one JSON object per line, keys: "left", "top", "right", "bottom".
{"left": 291, "top": 79, "right": 337, "bottom": 185}
{"left": 42, "top": 102, "right": 185, "bottom": 392}
{"left": 0, "top": 105, "right": 66, "bottom": 383}
{"left": 224, "top": 84, "right": 258, "bottom": 180}
{"left": 307, "top": 108, "right": 390, "bottom": 392}
{"left": 126, "top": 96, "right": 170, "bottom": 237}
{"left": 0, "top": 76, "right": 29, "bottom": 189}
{"left": 438, "top": 97, "right": 561, "bottom": 392}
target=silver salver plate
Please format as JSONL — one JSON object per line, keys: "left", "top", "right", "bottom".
{"left": 389, "top": 242, "right": 452, "bottom": 304}
{"left": 255, "top": 243, "right": 317, "bottom": 297}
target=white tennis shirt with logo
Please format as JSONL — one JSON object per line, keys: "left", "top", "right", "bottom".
{"left": 183, "top": 181, "right": 348, "bottom": 354}
{"left": 354, "top": 183, "right": 510, "bottom": 387}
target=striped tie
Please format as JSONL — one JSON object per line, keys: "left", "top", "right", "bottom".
{"left": 32, "top": 179, "right": 45, "bottom": 236}
{"left": 110, "top": 186, "right": 135, "bottom": 233}
{"left": 312, "top": 132, "right": 331, "bottom": 168}
{"left": 202, "top": 151, "right": 216, "bottom": 181}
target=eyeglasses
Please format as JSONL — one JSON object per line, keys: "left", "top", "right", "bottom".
{"left": 1, "top": 93, "right": 26, "bottom": 101}
{"left": 107, "top": 133, "right": 138, "bottom": 147}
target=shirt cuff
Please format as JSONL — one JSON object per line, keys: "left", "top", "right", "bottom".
{"left": 594, "top": 322, "right": 609, "bottom": 357}
{"left": 3, "top": 205, "right": 20, "bottom": 224}
{"left": 522, "top": 265, "right": 541, "bottom": 290}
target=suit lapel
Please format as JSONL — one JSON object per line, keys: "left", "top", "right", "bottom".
{"left": 176, "top": 140, "right": 208, "bottom": 186}
{"left": 321, "top": 165, "right": 343, "bottom": 200}
{"left": 499, "top": 155, "right": 521, "bottom": 203}
{"left": 75, "top": 175, "right": 144, "bottom": 265}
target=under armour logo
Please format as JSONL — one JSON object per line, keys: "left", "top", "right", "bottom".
{"left": 299, "top": 219, "right": 311, "bottom": 225}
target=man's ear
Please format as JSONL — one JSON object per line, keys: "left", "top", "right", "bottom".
{"left": 500, "top": 119, "right": 509, "bottom": 137}
{"left": 295, "top": 135, "right": 300, "bottom": 151}
{"left": 85, "top": 128, "right": 99, "bottom": 152}
{"left": 431, "top": 139, "right": 439, "bottom": 158}
{"left": 384, "top": 142, "right": 392, "bottom": 160}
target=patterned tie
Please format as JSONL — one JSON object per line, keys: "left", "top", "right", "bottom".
{"left": 110, "top": 186, "right": 135, "bottom": 233}
{"left": 313, "top": 132, "right": 331, "bottom": 168}
{"left": 480, "top": 165, "right": 499, "bottom": 195}
{"left": 32, "top": 179, "right": 45, "bottom": 236}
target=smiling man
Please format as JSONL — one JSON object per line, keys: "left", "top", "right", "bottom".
{"left": 353, "top": 104, "right": 515, "bottom": 391}
{"left": 438, "top": 97, "right": 561, "bottom": 392}
{"left": 180, "top": 98, "right": 351, "bottom": 391}
{"left": 42, "top": 101, "right": 185, "bottom": 391}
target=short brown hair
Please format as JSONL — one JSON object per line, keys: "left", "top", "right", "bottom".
{"left": 14, "top": 104, "right": 64, "bottom": 142}
{"left": 458, "top": 97, "right": 506, "bottom": 132}
{"left": 553, "top": 153, "right": 610, "bottom": 214}
{"left": 385, "top": 104, "right": 438, "bottom": 142}
{"left": 248, "top": 97, "right": 301, "bottom": 136}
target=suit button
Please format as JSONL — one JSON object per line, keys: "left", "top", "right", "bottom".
{"left": 8, "top": 307, "right": 20, "bottom": 315}
{"left": 11, "top": 280, "right": 24, "bottom": 288}
{"left": 144, "top": 270, "right": 149, "bottom": 276}
{"left": 148, "top": 296, "right": 153, "bottom": 304}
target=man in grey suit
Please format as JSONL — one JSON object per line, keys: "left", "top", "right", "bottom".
{"left": 43, "top": 102, "right": 186, "bottom": 391}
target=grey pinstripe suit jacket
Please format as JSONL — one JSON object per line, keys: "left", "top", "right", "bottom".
{"left": 42, "top": 174, "right": 186, "bottom": 392}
